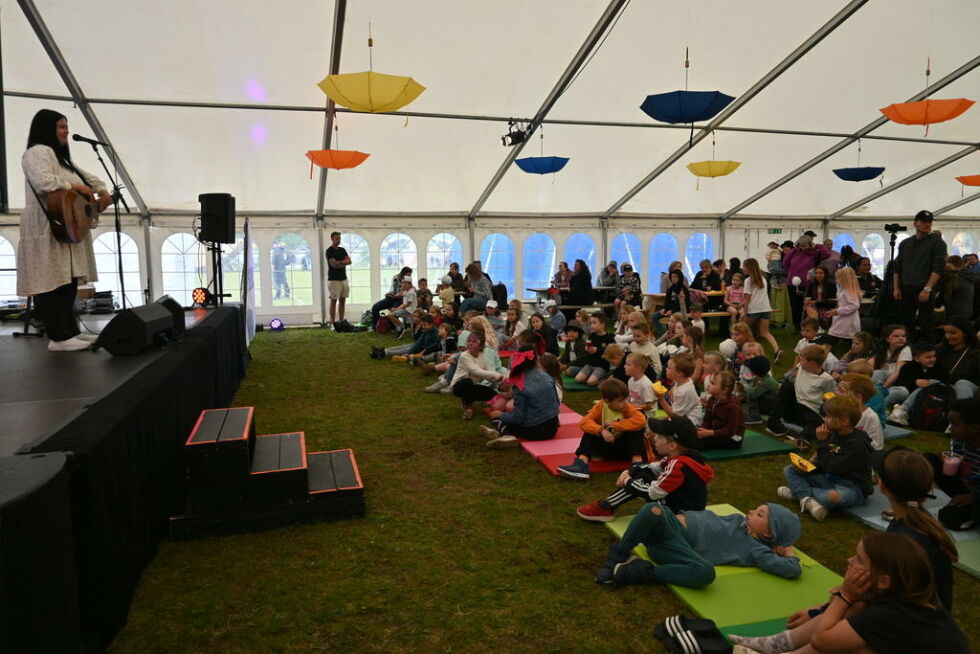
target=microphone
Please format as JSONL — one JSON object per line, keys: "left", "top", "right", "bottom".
{"left": 72, "top": 134, "right": 110, "bottom": 147}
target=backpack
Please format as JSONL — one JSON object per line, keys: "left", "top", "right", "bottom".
{"left": 491, "top": 282, "right": 508, "bottom": 309}
{"left": 908, "top": 383, "right": 957, "bottom": 432}
{"left": 375, "top": 317, "right": 392, "bottom": 334}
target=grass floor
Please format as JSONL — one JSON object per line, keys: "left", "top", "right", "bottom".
{"left": 110, "top": 326, "right": 980, "bottom": 653}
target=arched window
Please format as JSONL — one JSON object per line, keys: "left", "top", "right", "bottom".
{"left": 685, "top": 233, "right": 714, "bottom": 279}
{"left": 833, "top": 233, "right": 857, "bottom": 255}
{"left": 341, "top": 233, "right": 371, "bottom": 304}
{"left": 161, "top": 233, "right": 206, "bottom": 306}
{"left": 426, "top": 233, "right": 462, "bottom": 282}
{"left": 270, "top": 233, "right": 313, "bottom": 306}
{"left": 951, "top": 232, "right": 974, "bottom": 256}
{"left": 379, "top": 233, "right": 418, "bottom": 295}
{"left": 221, "top": 234, "right": 261, "bottom": 307}
{"left": 480, "top": 233, "right": 515, "bottom": 298}
{"left": 522, "top": 233, "right": 557, "bottom": 297}
{"left": 610, "top": 233, "right": 642, "bottom": 275}
{"left": 564, "top": 233, "right": 596, "bottom": 279}
{"left": 93, "top": 232, "right": 142, "bottom": 308}
{"left": 649, "top": 233, "right": 679, "bottom": 290}
{"left": 0, "top": 236, "right": 16, "bottom": 301}
{"left": 861, "top": 233, "right": 886, "bottom": 277}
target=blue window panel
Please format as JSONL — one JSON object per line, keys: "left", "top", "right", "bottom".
{"left": 379, "top": 232, "right": 418, "bottom": 295}
{"left": 564, "top": 233, "right": 596, "bottom": 280}
{"left": 426, "top": 232, "right": 463, "bottom": 280}
{"left": 861, "top": 233, "right": 886, "bottom": 277}
{"left": 649, "top": 233, "right": 679, "bottom": 291}
{"left": 480, "top": 233, "right": 515, "bottom": 298}
{"left": 833, "top": 233, "right": 857, "bottom": 255}
{"left": 610, "top": 233, "right": 641, "bottom": 275}
{"left": 685, "top": 233, "right": 714, "bottom": 279}
{"left": 522, "top": 232, "right": 557, "bottom": 298}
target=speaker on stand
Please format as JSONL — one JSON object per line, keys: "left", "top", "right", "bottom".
{"left": 197, "top": 193, "right": 236, "bottom": 306}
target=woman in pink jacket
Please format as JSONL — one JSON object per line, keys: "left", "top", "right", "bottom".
{"left": 781, "top": 235, "right": 830, "bottom": 332}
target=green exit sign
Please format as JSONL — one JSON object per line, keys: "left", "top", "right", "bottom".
{"left": 767, "top": 228, "right": 782, "bottom": 234}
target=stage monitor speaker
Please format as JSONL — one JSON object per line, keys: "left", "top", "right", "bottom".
{"left": 198, "top": 193, "right": 235, "bottom": 244}
{"left": 96, "top": 303, "right": 175, "bottom": 356}
{"left": 0, "top": 453, "right": 80, "bottom": 654}
{"left": 154, "top": 294, "right": 186, "bottom": 339}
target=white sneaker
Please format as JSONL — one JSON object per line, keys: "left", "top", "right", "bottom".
{"left": 776, "top": 486, "right": 794, "bottom": 501}
{"left": 486, "top": 435, "right": 518, "bottom": 449}
{"left": 479, "top": 425, "right": 501, "bottom": 440}
{"left": 889, "top": 404, "right": 909, "bottom": 426}
{"left": 75, "top": 333, "right": 99, "bottom": 342}
{"left": 48, "top": 336, "right": 91, "bottom": 352}
{"left": 424, "top": 378, "right": 448, "bottom": 393}
{"left": 801, "top": 497, "right": 828, "bottom": 521}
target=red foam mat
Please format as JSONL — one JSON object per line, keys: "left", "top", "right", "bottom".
{"left": 536, "top": 453, "right": 631, "bottom": 477}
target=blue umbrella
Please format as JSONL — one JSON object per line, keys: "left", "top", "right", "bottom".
{"left": 515, "top": 156, "right": 570, "bottom": 175}
{"left": 833, "top": 166, "right": 885, "bottom": 182}
{"left": 639, "top": 90, "right": 735, "bottom": 124}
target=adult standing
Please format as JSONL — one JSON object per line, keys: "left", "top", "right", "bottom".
{"left": 893, "top": 210, "right": 947, "bottom": 341}
{"left": 325, "top": 230, "right": 351, "bottom": 326}
{"left": 370, "top": 266, "right": 412, "bottom": 328}
{"left": 781, "top": 234, "right": 831, "bottom": 332}
{"left": 18, "top": 109, "right": 113, "bottom": 352}
{"left": 740, "top": 259, "right": 783, "bottom": 362}
{"left": 271, "top": 241, "right": 292, "bottom": 299}
{"left": 459, "top": 262, "right": 493, "bottom": 313}
{"left": 565, "top": 259, "right": 594, "bottom": 306}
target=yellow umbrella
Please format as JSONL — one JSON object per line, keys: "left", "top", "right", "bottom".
{"left": 687, "top": 160, "right": 741, "bottom": 177}
{"left": 318, "top": 71, "right": 425, "bottom": 113}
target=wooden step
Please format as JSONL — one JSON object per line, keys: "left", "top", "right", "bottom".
{"left": 307, "top": 449, "right": 364, "bottom": 501}
{"left": 183, "top": 407, "right": 255, "bottom": 479}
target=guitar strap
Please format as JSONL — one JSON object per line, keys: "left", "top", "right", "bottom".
{"left": 25, "top": 176, "right": 66, "bottom": 231}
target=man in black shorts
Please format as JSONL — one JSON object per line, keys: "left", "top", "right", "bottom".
{"left": 325, "top": 231, "right": 351, "bottom": 327}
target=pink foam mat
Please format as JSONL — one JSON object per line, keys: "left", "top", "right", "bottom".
{"left": 521, "top": 438, "right": 578, "bottom": 458}
{"left": 536, "top": 453, "right": 631, "bottom": 476}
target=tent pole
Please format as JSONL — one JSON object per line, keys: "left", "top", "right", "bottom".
{"left": 0, "top": 9, "right": 7, "bottom": 214}
{"left": 718, "top": 218, "right": 726, "bottom": 261}
{"left": 142, "top": 218, "right": 154, "bottom": 304}
{"left": 935, "top": 192, "right": 980, "bottom": 218}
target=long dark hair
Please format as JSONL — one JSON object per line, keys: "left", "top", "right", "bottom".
{"left": 27, "top": 109, "right": 72, "bottom": 169}
{"left": 574, "top": 259, "right": 591, "bottom": 278}
{"left": 944, "top": 316, "right": 980, "bottom": 349}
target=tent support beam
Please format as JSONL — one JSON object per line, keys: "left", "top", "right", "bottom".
{"left": 0, "top": 11, "right": 7, "bottom": 213}
{"left": 721, "top": 54, "right": 980, "bottom": 219}
{"left": 829, "top": 146, "right": 979, "bottom": 218}
{"left": 935, "top": 192, "right": 980, "bottom": 218}
{"left": 601, "top": 0, "right": 870, "bottom": 218}
{"left": 5, "top": 89, "right": 976, "bottom": 149}
{"left": 467, "top": 0, "right": 629, "bottom": 219}
{"left": 17, "top": 0, "right": 150, "bottom": 220}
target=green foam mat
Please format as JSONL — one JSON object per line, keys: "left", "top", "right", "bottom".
{"left": 605, "top": 503, "right": 841, "bottom": 628}
{"left": 719, "top": 617, "right": 788, "bottom": 640}
{"left": 700, "top": 430, "right": 797, "bottom": 461}
{"left": 953, "top": 537, "right": 980, "bottom": 578}
{"left": 561, "top": 375, "right": 595, "bottom": 391}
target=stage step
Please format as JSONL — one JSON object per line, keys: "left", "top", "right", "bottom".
{"left": 184, "top": 407, "right": 255, "bottom": 479}
{"left": 308, "top": 449, "right": 364, "bottom": 500}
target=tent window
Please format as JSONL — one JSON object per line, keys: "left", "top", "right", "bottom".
{"left": 94, "top": 232, "right": 142, "bottom": 308}
{"left": 221, "top": 235, "right": 261, "bottom": 308}
{"left": 951, "top": 232, "right": 974, "bottom": 256}
{"left": 564, "top": 233, "right": 596, "bottom": 281}
{"left": 522, "top": 233, "right": 557, "bottom": 298}
{"left": 271, "top": 233, "right": 313, "bottom": 306}
{"left": 341, "top": 233, "right": 371, "bottom": 304}
{"left": 480, "top": 233, "right": 515, "bottom": 298}
{"left": 0, "top": 236, "right": 16, "bottom": 301}
{"left": 426, "top": 233, "right": 462, "bottom": 283}
{"left": 379, "top": 233, "right": 418, "bottom": 295}
{"left": 833, "top": 233, "right": 857, "bottom": 255}
{"left": 685, "top": 233, "right": 715, "bottom": 279}
{"left": 610, "top": 233, "right": 642, "bottom": 276}
{"left": 861, "top": 233, "right": 886, "bottom": 277}
{"left": 161, "top": 233, "right": 206, "bottom": 306}
{"left": 649, "top": 233, "right": 679, "bottom": 291}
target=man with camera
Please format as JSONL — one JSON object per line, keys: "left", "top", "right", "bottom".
{"left": 892, "top": 210, "right": 947, "bottom": 340}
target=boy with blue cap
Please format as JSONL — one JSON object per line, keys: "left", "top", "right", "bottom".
{"left": 596, "top": 500, "right": 802, "bottom": 588}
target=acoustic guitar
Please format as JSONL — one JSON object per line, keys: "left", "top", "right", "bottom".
{"left": 44, "top": 188, "right": 110, "bottom": 244}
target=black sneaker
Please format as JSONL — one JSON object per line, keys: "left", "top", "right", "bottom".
{"left": 766, "top": 420, "right": 788, "bottom": 438}
{"left": 595, "top": 545, "right": 629, "bottom": 585}
{"left": 612, "top": 557, "right": 658, "bottom": 587}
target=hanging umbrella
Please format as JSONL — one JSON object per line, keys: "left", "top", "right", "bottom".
{"left": 318, "top": 71, "right": 425, "bottom": 113}
{"left": 640, "top": 90, "right": 735, "bottom": 124}
{"left": 833, "top": 166, "right": 885, "bottom": 182}
{"left": 306, "top": 150, "right": 370, "bottom": 177}
{"left": 880, "top": 98, "right": 974, "bottom": 126}
{"left": 955, "top": 174, "right": 980, "bottom": 186}
{"left": 515, "top": 156, "right": 570, "bottom": 175}
{"left": 687, "top": 160, "right": 741, "bottom": 178}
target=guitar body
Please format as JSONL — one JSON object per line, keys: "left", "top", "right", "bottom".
{"left": 45, "top": 189, "right": 98, "bottom": 244}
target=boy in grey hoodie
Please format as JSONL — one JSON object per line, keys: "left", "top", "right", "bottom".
{"left": 596, "top": 500, "right": 802, "bottom": 588}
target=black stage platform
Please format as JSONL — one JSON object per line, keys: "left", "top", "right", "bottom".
{"left": 0, "top": 306, "right": 249, "bottom": 653}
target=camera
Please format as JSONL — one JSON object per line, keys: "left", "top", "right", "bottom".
{"left": 884, "top": 223, "right": 907, "bottom": 234}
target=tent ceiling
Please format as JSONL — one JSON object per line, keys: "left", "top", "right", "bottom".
{"left": 2, "top": 0, "right": 978, "bottom": 218}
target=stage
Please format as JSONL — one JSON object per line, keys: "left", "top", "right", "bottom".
{"left": 0, "top": 305, "right": 249, "bottom": 652}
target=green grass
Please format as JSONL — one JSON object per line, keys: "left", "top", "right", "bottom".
{"left": 109, "top": 327, "right": 980, "bottom": 653}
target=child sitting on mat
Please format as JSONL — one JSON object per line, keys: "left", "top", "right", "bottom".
{"left": 558, "top": 320, "right": 587, "bottom": 377}
{"left": 603, "top": 343, "right": 630, "bottom": 385}
{"left": 778, "top": 395, "right": 873, "bottom": 521}
{"left": 543, "top": 299, "right": 566, "bottom": 334}
{"left": 576, "top": 416, "right": 714, "bottom": 522}
{"left": 557, "top": 378, "right": 647, "bottom": 480}
{"left": 480, "top": 348, "right": 561, "bottom": 449}
{"left": 371, "top": 313, "right": 440, "bottom": 360}
{"left": 788, "top": 317, "right": 822, "bottom": 379}
{"left": 627, "top": 322, "right": 662, "bottom": 379}
{"left": 539, "top": 353, "right": 564, "bottom": 404}
{"left": 837, "top": 373, "right": 884, "bottom": 450}
{"left": 625, "top": 352, "right": 656, "bottom": 417}
{"left": 696, "top": 371, "right": 745, "bottom": 450}
{"left": 766, "top": 345, "right": 837, "bottom": 440}
{"left": 595, "top": 500, "right": 801, "bottom": 588}
{"left": 846, "top": 358, "right": 888, "bottom": 427}
{"left": 657, "top": 353, "right": 704, "bottom": 427}
{"left": 699, "top": 351, "right": 728, "bottom": 399}
{"left": 679, "top": 325, "right": 704, "bottom": 382}
{"left": 575, "top": 313, "right": 615, "bottom": 387}
{"left": 741, "top": 355, "right": 778, "bottom": 426}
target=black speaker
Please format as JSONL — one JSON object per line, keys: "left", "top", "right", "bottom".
{"left": 0, "top": 453, "right": 80, "bottom": 654}
{"left": 154, "top": 294, "right": 186, "bottom": 339}
{"left": 198, "top": 193, "right": 235, "bottom": 244}
{"left": 96, "top": 303, "right": 175, "bottom": 356}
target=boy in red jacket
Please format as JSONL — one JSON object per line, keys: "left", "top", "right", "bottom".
{"left": 576, "top": 415, "right": 714, "bottom": 522}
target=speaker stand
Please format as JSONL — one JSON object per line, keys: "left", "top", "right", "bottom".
{"left": 204, "top": 240, "right": 226, "bottom": 307}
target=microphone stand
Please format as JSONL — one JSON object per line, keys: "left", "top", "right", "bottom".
{"left": 81, "top": 140, "right": 130, "bottom": 311}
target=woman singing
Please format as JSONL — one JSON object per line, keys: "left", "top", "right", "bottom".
{"left": 18, "top": 109, "right": 112, "bottom": 351}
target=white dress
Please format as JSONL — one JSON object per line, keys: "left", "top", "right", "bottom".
{"left": 17, "top": 145, "right": 105, "bottom": 296}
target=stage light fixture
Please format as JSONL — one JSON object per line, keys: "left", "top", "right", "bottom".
{"left": 269, "top": 318, "right": 285, "bottom": 331}
{"left": 501, "top": 120, "right": 530, "bottom": 147}
{"left": 191, "top": 287, "right": 214, "bottom": 307}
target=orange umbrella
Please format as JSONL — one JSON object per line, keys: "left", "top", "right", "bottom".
{"left": 955, "top": 174, "right": 980, "bottom": 186}
{"left": 306, "top": 150, "right": 370, "bottom": 177}
{"left": 880, "top": 98, "right": 974, "bottom": 128}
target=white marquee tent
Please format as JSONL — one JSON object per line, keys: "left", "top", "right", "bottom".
{"left": 2, "top": 0, "right": 979, "bottom": 322}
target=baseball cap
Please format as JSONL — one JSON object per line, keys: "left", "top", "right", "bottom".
{"left": 441, "top": 275, "right": 452, "bottom": 284}
{"left": 543, "top": 299, "right": 557, "bottom": 308}
{"left": 780, "top": 240, "right": 795, "bottom": 248}
{"left": 803, "top": 230, "right": 818, "bottom": 237}
{"left": 622, "top": 263, "right": 633, "bottom": 272}
{"left": 915, "top": 209, "right": 934, "bottom": 222}
{"left": 647, "top": 416, "right": 699, "bottom": 450}
{"left": 402, "top": 276, "right": 413, "bottom": 283}
{"left": 767, "top": 241, "right": 779, "bottom": 248}
{"left": 564, "top": 320, "right": 584, "bottom": 334}
{"left": 485, "top": 300, "right": 498, "bottom": 308}
{"left": 744, "top": 356, "right": 771, "bottom": 376}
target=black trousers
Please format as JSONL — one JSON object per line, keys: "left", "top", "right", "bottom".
{"left": 788, "top": 288, "right": 805, "bottom": 331}
{"left": 492, "top": 415, "right": 559, "bottom": 441}
{"left": 452, "top": 378, "right": 497, "bottom": 406}
{"left": 769, "top": 380, "right": 823, "bottom": 438}
{"left": 575, "top": 429, "right": 647, "bottom": 461}
{"left": 900, "top": 284, "right": 937, "bottom": 341}
{"left": 32, "top": 279, "right": 79, "bottom": 341}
